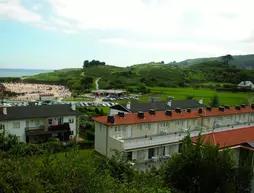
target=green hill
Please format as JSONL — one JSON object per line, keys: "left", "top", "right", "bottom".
{"left": 178, "top": 54, "right": 254, "bottom": 69}
{"left": 24, "top": 55, "right": 254, "bottom": 94}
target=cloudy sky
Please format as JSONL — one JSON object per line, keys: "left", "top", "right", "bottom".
{"left": 0, "top": 0, "right": 254, "bottom": 69}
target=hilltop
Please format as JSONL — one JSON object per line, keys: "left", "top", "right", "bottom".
{"left": 23, "top": 54, "right": 254, "bottom": 94}
{"left": 177, "top": 54, "right": 254, "bottom": 69}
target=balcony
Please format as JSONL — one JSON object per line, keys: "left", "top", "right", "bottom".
{"left": 25, "top": 123, "right": 70, "bottom": 136}
{"left": 111, "top": 121, "right": 254, "bottom": 151}
{"left": 118, "top": 131, "right": 193, "bottom": 150}
{"left": 25, "top": 123, "right": 73, "bottom": 143}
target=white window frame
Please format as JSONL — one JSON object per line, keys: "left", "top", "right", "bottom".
{"left": 13, "top": 121, "right": 20, "bottom": 129}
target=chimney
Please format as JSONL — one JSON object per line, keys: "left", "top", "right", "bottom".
{"left": 224, "top": 105, "right": 230, "bottom": 110}
{"left": 107, "top": 116, "right": 115, "bottom": 123}
{"left": 206, "top": 106, "right": 212, "bottom": 111}
{"left": 71, "top": 103, "right": 76, "bottom": 111}
{"left": 167, "top": 100, "right": 172, "bottom": 107}
{"left": 118, "top": 112, "right": 125, "bottom": 117}
{"left": 219, "top": 106, "right": 225, "bottom": 112}
{"left": 175, "top": 108, "right": 181, "bottom": 113}
{"left": 165, "top": 110, "right": 172, "bottom": 116}
{"left": 187, "top": 108, "right": 191, "bottom": 113}
{"left": 235, "top": 106, "right": 241, "bottom": 110}
{"left": 3, "top": 107, "right": 7, "bottom": 115}
{"left": 149, "top": 109, "right": 155, "bottom": 115}
{"left": 198, "top": 108, "right": 203, "bottom": 114}
{"left": 137, "top": 111, "right": 144, "bottom": 118}
{"left": 126, "top": 101, "right": 131, "bottom": 110}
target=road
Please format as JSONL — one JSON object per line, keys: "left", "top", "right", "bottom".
{"left": 95, "top": 78, "right": 101, "bottom": 90}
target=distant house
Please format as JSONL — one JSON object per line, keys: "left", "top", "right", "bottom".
{"left": 92, "top": 89, "right": 126, "bottom": 98}
{"left": 109, "top": 99, "right": 205, "bottom": 115}
{"left": 238, "top": 81, "right": 254, "bottom": 90}
{"left": 0, "top": 83, "right": 5, "bottom": 93}
{"left": 39, "top": 93, "right": 56, "bottom": 101}
{"left": 0, "top": 104, "right": 79, "bottom": 143}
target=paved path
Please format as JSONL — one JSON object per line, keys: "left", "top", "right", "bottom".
{"left": 95, "top": 78, "right": 101, "bottom": 90}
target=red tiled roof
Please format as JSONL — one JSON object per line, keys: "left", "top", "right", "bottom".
{"left": 202, "top": 106, "right": 253, "bottom": 117}
{"left": 92, "top": 106, "right": 254, "bottom": 126}
{"left": 192, "top": 126, "right": 254, "bottom": 149}
{"left": 93, "top": 111, "right": 201, "bottom": 126}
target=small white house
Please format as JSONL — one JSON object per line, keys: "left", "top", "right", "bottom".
{"left": 0, "top": 104, "right": 79, "bottom": 143}
{"left": 238, "top": 81, "right": 254, "bottom": 90}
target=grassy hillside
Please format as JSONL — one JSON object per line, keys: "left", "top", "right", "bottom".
{"left": 141, "top": 87, "right": 254, "bottom": 106}
{"left": 178, "top": 54, "right": 254, "bottom": 69}
{"left": 25, "top": 57, "right": 254, "bottom": 97}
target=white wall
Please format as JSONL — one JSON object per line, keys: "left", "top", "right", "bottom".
{"left": 95, "top": 122, "right": 107, "bottom": 156}
{"left": 94, "top": 111, "right": 254, "bottom": 166}
{"left": 63, "top": 115, "right": 77, "bottom": 136}
{"left": 0, "top": 115, "right": 77, "bottom": 143}
{"left": 0, "top": 120, "right": 26, "bottom": 142}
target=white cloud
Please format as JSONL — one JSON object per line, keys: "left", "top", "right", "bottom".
{"left": 46, "top": 0, "right": 254, "bottom": 40}
{"left": 100, "top": 37, "right": 241, "bottom": 56}
{"left": 1, "top": 0, "right": 254, "bottom": 61}
{"left": 0, "top": 0, "right": 41, "bottom": 22}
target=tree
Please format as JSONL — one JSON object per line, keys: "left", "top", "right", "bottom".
{"left": 210, "top": 95, "right": 219, "bottom": 107}
{"left": 221, "top": 54, "right": 233, "bottom": 65}
{"left": 163, "top": 135, "right": 236, "bottom": 193}
{"left": 83, "top": 60, "right": 106, "bottom": 69}
{"left": 83, "top": 60, "right": 89, "bottom": 68}
{"left": 81, "top": 76, "right": 93, "bottom": 90}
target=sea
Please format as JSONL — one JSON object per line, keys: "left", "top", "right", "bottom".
{"left": 0, "top": 68, "right": 52, "bottom": 77}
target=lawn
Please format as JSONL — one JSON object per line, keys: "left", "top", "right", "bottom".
{"left": 140, "top": 87, "right": 254, "bottom": 106}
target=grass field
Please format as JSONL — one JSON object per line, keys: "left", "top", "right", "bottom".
{"left": 140, "top": 87, "right": 254, "bottom": 106}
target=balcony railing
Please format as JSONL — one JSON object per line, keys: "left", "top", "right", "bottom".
{"left": 25, "top": 123, "right": 71, "bottom": 136}
{"left": 114, "top": 122, "right": 254, "bottom": 150}
{"left": 119, "top": 132, "right": 190, "bottom": 150}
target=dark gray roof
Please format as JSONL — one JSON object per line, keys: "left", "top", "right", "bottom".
{"left": 109, "top": 104, "right": 130, "bottom": 112}
{"left": 111, "top": 100, "right": 205, "bottom": 112}
{"left": 0, "top": 104, "right": 79, "bottom": 121}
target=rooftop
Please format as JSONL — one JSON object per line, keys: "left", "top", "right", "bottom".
{"left": 192, "top": 126, "right": 254, "bottom": 149}
{"left": 111, "top": 99, "right": 205, "bottom": 112}
{"left": 91, "top": 89, "right": 126, "bottom": 94}
{"left": 93, "top": 105, "right": 254, "bottom": 126}
{"left": 0, "top": 104, "right": 79, "bottom": 121}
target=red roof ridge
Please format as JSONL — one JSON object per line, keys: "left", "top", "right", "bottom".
{"left": 93, "top": 105, "right": 254, "bottom": 125}
{"left": 193, "top": 126, "right": 254, "bottom": 149}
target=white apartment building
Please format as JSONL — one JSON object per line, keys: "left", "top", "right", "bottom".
{"left": 93, "top": 104, "right": 254, "bottom": 170}
{"left": 0, "top": 104, "right": 79, "bottom": 143}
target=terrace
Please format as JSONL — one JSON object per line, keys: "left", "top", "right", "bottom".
{"left": 25, "top": 123, "right": 72, "bottom": 143}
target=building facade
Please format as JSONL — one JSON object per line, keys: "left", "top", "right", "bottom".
{"left": 0, "top": 104, "right": 79, "bottom": 143}
{"left": 93, "top": 105, "right": 254, "bottom": 170}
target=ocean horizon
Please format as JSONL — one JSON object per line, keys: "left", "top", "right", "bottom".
{"left": 0, "top": 68, "right": 52, "bottom": 77}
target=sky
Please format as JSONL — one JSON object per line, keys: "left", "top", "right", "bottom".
{"left": 0, "top": 0, "right": 254, "bottom": 69}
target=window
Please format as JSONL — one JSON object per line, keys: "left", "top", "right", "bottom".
{"left": 162, "top": 146, "right": 166, "bottom": 156}
{"left": 148, "top": 148, "right": 155, "bottom": 159}
{"left": 13, "top": 121, "right": 20, "bottom": 129}
{"left": 137, "top": 150, "right": 145, "bottom": 161}
{"left": 58, "top": 117, "right": 63, "bottom": 124}
{"left": 0, "top": 124, "right": 5, "bottom": 130}
{"left": 48, "top": 119, "right": 52, "bottom": 125}
{"left": 69, "top": 118, "right": 74, "bottom": 124}
{"left": 127, "top": 152, "right": 132, "bottom": 161}
{"left": 114, "top": 127, "right": 120, "bottom": 132}
{"left": 35, "top": 120, "right": 40, "bottom": 126}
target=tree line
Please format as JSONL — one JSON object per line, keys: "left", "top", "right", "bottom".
{"left": 0, "top": 131, "right": 253, "bottom": 193}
